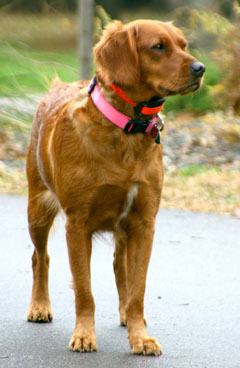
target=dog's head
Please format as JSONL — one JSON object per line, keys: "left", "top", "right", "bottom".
{"left": 94, "top": 20, "right": 205, "bottom": 97}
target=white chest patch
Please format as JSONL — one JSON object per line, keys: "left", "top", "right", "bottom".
{"left": 117, "top": 184, "right": 139, "bottom": 225}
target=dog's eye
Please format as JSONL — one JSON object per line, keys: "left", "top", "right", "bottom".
{"left": 152, "top": 43, "right": 166, "bottom": 51}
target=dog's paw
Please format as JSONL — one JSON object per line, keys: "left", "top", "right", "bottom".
{"left": 130, "top": 336, "right": 162, "bottom": 356}
{"left": 27, "top": 304, "right": 53, "bottom": 322}
{"left": 69, "top": 332, "right": 98, "bottom": 353}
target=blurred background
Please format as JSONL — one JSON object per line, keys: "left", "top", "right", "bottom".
{"left": 0, "top": 0, "right": 239, "bottom": 216}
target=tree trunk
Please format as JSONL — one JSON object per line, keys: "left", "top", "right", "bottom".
{"left": 78, "top": 0, "right": 94, "bottom": 80}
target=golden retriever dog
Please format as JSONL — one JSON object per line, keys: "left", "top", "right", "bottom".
{"left": 26, "top": 19, "right": 205, "bottom": 356}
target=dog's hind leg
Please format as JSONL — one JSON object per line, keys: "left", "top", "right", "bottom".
{"left": 113, "top": 231, "right": 128, "bottom": 326}
{"left": 26, "top": 157, "right": 59, "bottom": 322}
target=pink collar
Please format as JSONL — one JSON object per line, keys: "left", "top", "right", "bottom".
{"left": 88, "top": 77, "right": 163, "bottom": 143}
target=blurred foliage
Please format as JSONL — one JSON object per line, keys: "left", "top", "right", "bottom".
{"left": 2, "top": 0, "right": 239, "bottom": 21}
{"left": 163, "top": 8, "right": 233, "bottom": 113}
{"left": 0, "top": 0, "right": 77, "bottom": 13}
{"left": 94, "top": 5, "right": 111, "bottom": 40}
{"left": 0, "top": 13, "right": 78, "bottom": 50}
{"left": 173, "top": 7, "right": 233, "bottom": 51}
{"left": 0, "top": 2, "right": 240, "bottom": 115}
{"left": 211, "top": 2, "right": 240, "bottom": 114}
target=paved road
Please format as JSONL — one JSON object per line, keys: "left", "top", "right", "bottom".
{"left": 0, "top": 194, "right": 240, "bottom": 368}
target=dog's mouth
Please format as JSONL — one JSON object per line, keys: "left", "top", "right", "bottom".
{"left": 158, "top": 81, "right": 201, "bottom": 96}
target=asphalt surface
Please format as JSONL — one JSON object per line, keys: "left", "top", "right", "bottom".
{"left": 0, "top": 194, "right": 240, "bottom": 368}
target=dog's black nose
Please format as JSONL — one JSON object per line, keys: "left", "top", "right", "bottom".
{"left": 190, "top": 62, "right": 206, "bottom": 77}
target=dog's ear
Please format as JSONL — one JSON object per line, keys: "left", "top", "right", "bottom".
{"left": 93, "top": 21, "right": 140, "bottom": 87}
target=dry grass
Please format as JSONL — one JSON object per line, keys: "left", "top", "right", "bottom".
{"left": 162, "top": 168, "right": 240, "bottom": 217}
{"left": 0, "top": 165, "right": 27, "bottom": 194}
{"left": 0, "top": 165, "right": 239, "bottom": 218}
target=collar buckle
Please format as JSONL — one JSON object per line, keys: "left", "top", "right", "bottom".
{"left": 124, "top": 119, "right": 150, "bottom": 134}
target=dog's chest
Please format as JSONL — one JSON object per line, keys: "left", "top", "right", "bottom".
{"left": 117, "top": 184, "right": 139, "bottom": 223}
{"left": 88, "top": 183, "right": 139, "bottom": 232}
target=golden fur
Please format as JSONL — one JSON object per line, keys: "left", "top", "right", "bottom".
{"left": 26, "top": 19, "right": 204, "bottom": 356}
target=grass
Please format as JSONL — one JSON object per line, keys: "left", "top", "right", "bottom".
{"left": 0, "top": 13, "right": 80, "bottom": 98}
{"left": 0, "top": 44, "right": 79, "bottom": 96}
{"left": 0, "top": 165, "right": 27, "bottom": 194}
{"left": 162, "top": 167, "right": 240, "bottom": 217}
{"left": 176, "top": 165, "right": 222, "bottom": 177}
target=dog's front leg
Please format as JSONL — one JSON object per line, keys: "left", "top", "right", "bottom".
{"left": 126, "top": 218, "right": 162, "bottom": 356}
{"left": 66, "top": 215, "right": 97, "bottom": 353}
